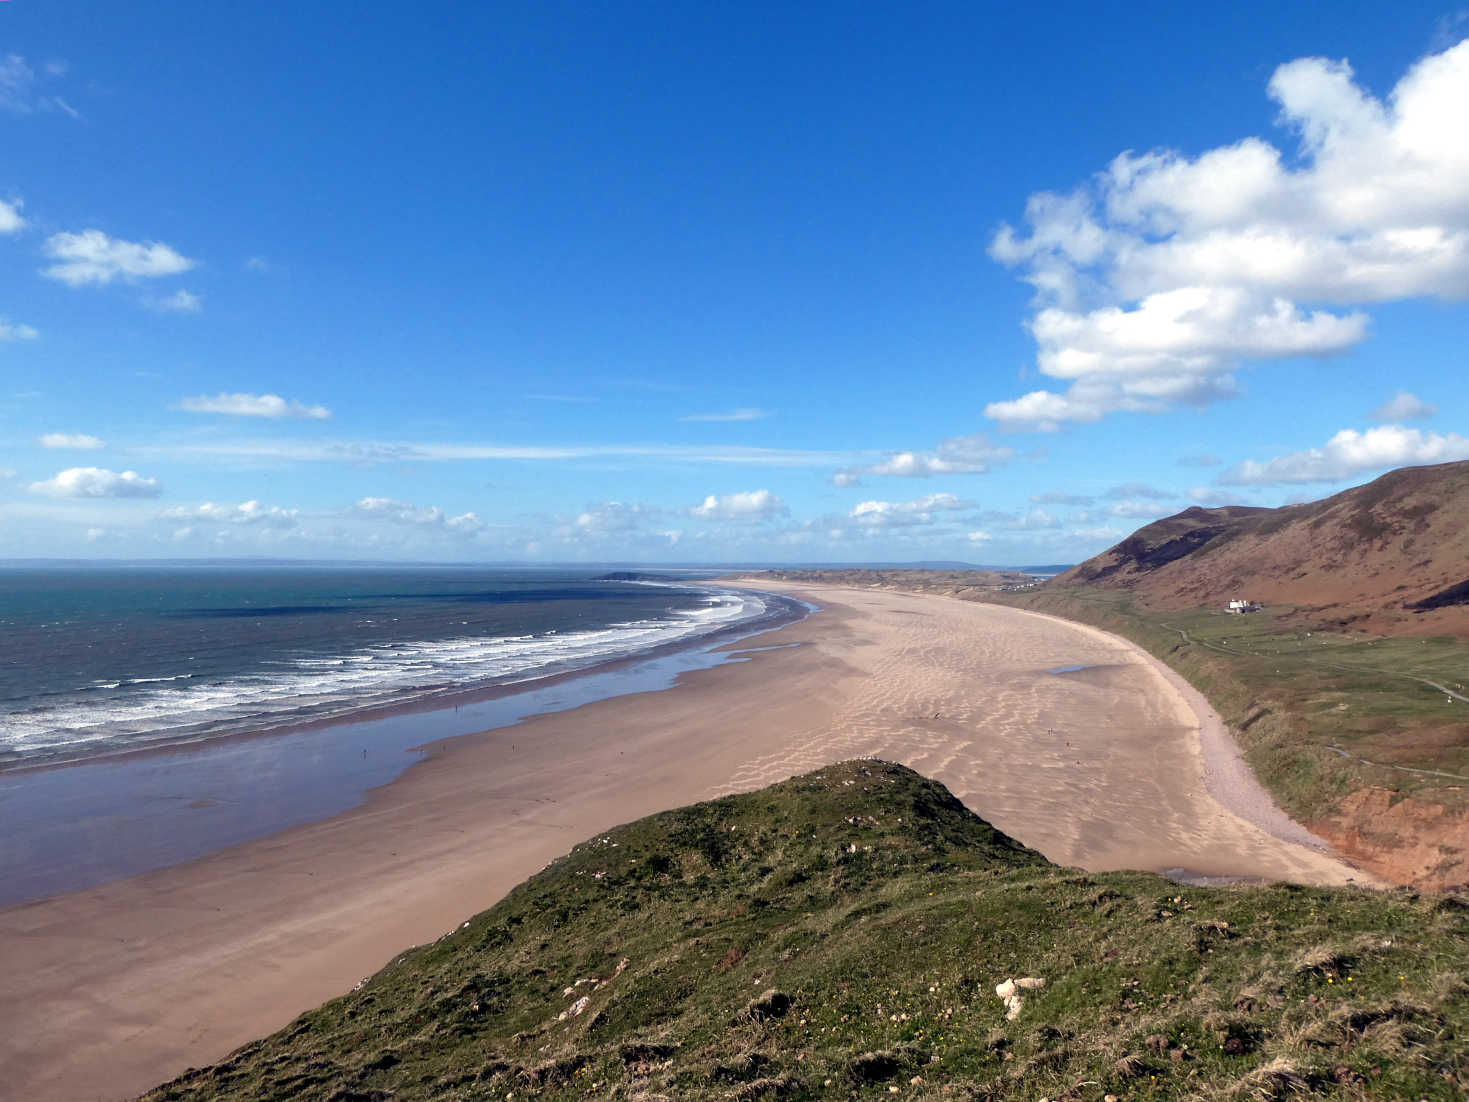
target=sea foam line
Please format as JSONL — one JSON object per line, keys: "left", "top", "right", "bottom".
{"left": 0, "top": 591, "right": 764, "bottom": 762}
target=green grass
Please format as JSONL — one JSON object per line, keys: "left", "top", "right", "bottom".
{"left": 988, "top": 586, "right": 1469, "bottom": 821}
{"left": 145, "top": 761, "right": 1469, "bottom": 1101}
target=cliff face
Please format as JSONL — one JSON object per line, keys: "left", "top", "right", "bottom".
{"left": 1055, "top": 461, "right": 1469, "bottom": 636}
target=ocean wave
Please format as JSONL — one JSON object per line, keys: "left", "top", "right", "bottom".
{"left": 0, "top": 590, "right": 765, "bottom": 764}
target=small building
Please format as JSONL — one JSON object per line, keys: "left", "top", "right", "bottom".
{"left": 1226, "top": 598, "right": 1261, "bottom": 614}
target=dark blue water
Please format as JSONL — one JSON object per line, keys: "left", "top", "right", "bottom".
{"left": 0, "top": 565, "right": 770, "bottom": 769}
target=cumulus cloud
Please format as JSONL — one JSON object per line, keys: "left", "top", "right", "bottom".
{"left": 0, "top": 198, "right": 24, "bottom": 234}
{"left": 1370, "top": 390, "right": 1437, "bottom": 421}
{"left": 39, "top": 432, "right": 104, "bottom": 450}
{"left": 148, "top": 289, "right": 203, "bottom": 314}
{"left": 29, "top": 466, "right": 161, "bottom": 498}
{"left": 1221, "top": 424, "right": 1469, "bottom": 484}
{"left": 0, "top": 318, "right": 39, "bottom": 341}
{"left": 176, "top": 392, "right": 331, "bottom": 419}
{"left": 352, "top": 496, "right": 484, "bottom": 534}
{"left": 832, "top": 433, "right": 1014, "bottom": 484}
{"left": 849, "top": 492, "right": 974, "bottom": 527}
{"left": 689, "top": 489, "right": 788, "bottom": 520}
{"left": 988, "top": 38, "right": 1469, "bottom": 429}
{"left": 42, "top": 229, "right": 194, "bottom": 286}
{"left": 161, "top": 500, "right": 298, "bottom": 528}
{"left": 679, "top": 407, "right": 771, "bottom": 422}
{"left": 575, "top": 502, "right": 660, "bottom": 533}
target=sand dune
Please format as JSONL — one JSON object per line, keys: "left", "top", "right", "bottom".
{"left": 0, "top": 582, "right": 1371, "bottom": 1101}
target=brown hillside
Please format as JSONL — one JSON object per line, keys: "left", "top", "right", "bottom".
{"left": 1055, "top": 460, "right": 1469, "bottom": 637}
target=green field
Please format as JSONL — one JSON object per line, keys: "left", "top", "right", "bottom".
{"left": 146, "top": 762, "right": 1469, "bottom": 1101}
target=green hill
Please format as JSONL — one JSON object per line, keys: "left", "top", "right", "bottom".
{"left": 146, "top": 761, "right": 1468, "bottom": 1101}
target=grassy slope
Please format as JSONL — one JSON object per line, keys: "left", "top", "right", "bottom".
{"left": 146, "top": 761, "right": 1468, "bottom": 1101}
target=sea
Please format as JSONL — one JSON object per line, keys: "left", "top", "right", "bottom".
{"left": 0, "top": 564, "right": 793, "bottom": 773}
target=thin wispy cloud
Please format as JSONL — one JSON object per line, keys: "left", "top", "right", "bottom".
{"left": 0, "top": 54, "right": 79, "bottom": 117}
{"left": 679, "top": 407, "right": 771, "bottom": 423}
{"left": 135, "top": 438, "right": 862, "bottom": 468}
{"left": 0, "top": 318, "right": 39, "bottom": 341}
{"left": 40, "top": 433, "right": 105, "bottom": 450}
{"left": 176, "top": 392, "right": 332, "bottom": 419}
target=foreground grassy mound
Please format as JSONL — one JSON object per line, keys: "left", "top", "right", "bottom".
{"left": 146, "top": 762, "right": 1468, "bottom": 1101}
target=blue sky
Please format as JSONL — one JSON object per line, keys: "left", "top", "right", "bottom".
{"left": 1, "top": 2, "right": 1466, "bottom": 563}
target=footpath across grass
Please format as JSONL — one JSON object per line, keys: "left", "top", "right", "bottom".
{"left": 146, "top": 761, "right": 1469, "bottom": 1101}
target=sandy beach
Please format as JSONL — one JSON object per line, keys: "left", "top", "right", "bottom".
{"left": 0, "top": 581, "right": 1372, "bottom": 1101}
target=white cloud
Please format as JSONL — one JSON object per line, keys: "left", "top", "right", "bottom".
{"left": 832, "top": 433, "right": 1014, "bottom": 483}
{"left": 1, "top": 319, "right": 40, "bottom": 341}
{"left": 176, "top": 392, "right": 331, "bottom": 419}
{"left": 148, "top": 289, "right": 203, "bottom": 314}
{"left": 1221, "top": 424, "right": 1469, "bottom": 484}
{"left": 1003, "top": 508, "right": 1062, "bottom": 530}
{"left": 0, "top": 467, "right": 18, "bottom": 480}
{"left": 575, "top": 502, "right": 660, "bottom": 533}
{"left": 135, "top": 437, "right": 861, "bottom": 468}
{"left": 40, "top": 432, "right": 105, "bottom": 450}
{"left": 689, "top": 489, "right": 788, "bottom": 520}
{"left": 0, "top": 198, "right": 24, "bottom": 234}
{"left": 967, "top": 530, "right": 993, "bottom": 544}
{"left": 0, "top": 54, "right": 77, "bottom": 117}
{"left": 1189, "top": 487, "right": 1251, "bottom": 506}
{"left": 1178, "top": 453, "right": 1222, "bottom": 467}
{"left": 29, "top": 466, "right": 161, "bottom": 498}
{"left": 161, "top": 500, "right": 298, "bottom": 528}
{"left": 679, "top": 407, "right": 771, "bottom": 422}
{"left": 1108, "top": 500, "right": 1171, "bottom": 519}
{"left": 850, "top": 492, "right": 973, "bottom": 527}
{"left": 351, "top": 496, "right": 484, "bottom": 534}
{"left": 989, "top": 38, "right": 1469, "bottom": 429}
{"left": 244, "top": 255, "right": 271, "bottom": 273}
{"left": 42, "top": 229, "right": 195, "bottom": 286}
{"left": 1370, "top": 390, "right": 1437, "bottom": 421}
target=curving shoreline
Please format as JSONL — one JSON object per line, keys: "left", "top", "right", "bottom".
{"left": 0, "top": 580, "right": 1372, "bottom": 1101}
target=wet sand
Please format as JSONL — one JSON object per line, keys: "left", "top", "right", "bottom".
{"left": 0, "top": 582, "right": 1373, "bottom": 1101}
